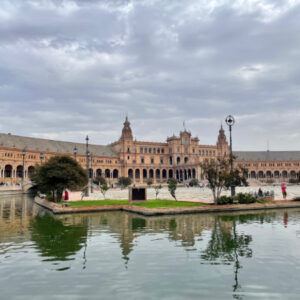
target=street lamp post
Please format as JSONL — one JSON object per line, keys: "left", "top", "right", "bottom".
{"left": 90, "top": 153, "right": 93, "bottom": 193}
{"left": 40, "top": 153, "right": 44, "bottom": 165}
{"left": 73, "top": 146, "right": 78, "bottom": 160}
{"left": 225, "top": 115, "right": 236, "bottom": 196}
{"left": 22, "top": 149, "right": 26, "bottom": 191}
{"left": 85, "top": 136, "right": 89, "bottom": 197}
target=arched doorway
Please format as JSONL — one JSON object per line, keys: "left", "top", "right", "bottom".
{"left": 169, "top": 169, "right": 173, "bottom": 179}
{"left": 258, "top": 171, "right": 264, "bottom": 178}
{"left": 192, "top": 169, "right": 196, "bottom": 179}
{"left": 156, "top": 169, "right": 160, "bottom": 180}
{"left": 113, "top": 169, "right": 119, "bottom": 179}
{"left": 250, "top": 171, "right": 256, "bottom": 179}
{"left": 282, "top": 170, "right": 288, "bottom": 178}
{"left": 105, "top": 169, "right": 110, "bottom": 178}
{"left": 28, "top": 166, "right": 35, "bottom": 177}
{"left": 149, "top": 169, "right": 154, "bottom": 179}
{"left": 5, "top": 165, "right": 12, "bottom": 178}
{"left": 162, "top": 169, "right": 167, "bottom": 180}
{"left": 266, "top": 171, "right": 272, "bottom": 178}
{"left": 143, "top": 169, "right": 147, "bottom": 180}
{"left": 96, "top": 169, "right": 102, "bottom": 177}
{"left": 128, "top": 169, "right": 133, "bottom": 179}
{"left": 290, "top": 171, "right": 296, "bottom": 178}
{"left": 135, "top": 169, "right": 140, "bottom": 181}
{"left": 16, "top": 165, "right": 23, "bottom": 178}
{"left": 184, "top": 170, "right": 187, "bottom": 180}
{"left": 274, "top": 170, "right": 280, "bottom": 178}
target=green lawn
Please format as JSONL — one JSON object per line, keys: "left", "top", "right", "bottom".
{"left": 65, "top": 199, "right": 206, "bottom": 208}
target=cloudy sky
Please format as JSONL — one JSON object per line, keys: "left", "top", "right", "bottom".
{"left": 0, "top": 0, "right": 300, "bottom": 150}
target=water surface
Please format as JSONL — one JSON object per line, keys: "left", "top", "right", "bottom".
{"left": 1, "top": 195, "right": 300, "bottom": 299}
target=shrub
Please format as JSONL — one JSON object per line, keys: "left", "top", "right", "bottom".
{"left": 235, "top": 193, "right": 257, "bottom": 204}
{"left": 189, "top": 179, "right": 199, "bottom": 187}
{"left": 217, "top": 195, "right": 234, "bottom": 205}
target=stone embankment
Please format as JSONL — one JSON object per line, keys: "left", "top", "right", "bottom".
{"left": 34, "top": 197, "right": 300, "bottom": 217}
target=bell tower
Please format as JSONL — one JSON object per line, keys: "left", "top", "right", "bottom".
{"left": 217, "top": 124, "right": 229, "bottom": 157}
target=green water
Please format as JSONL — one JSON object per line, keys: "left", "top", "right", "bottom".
{"left": 1, "top": 195, "right": 300, "bottom": 299}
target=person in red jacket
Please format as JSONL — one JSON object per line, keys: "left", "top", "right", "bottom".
{"left": 281, "top": 183, "right": 287, "bottom": 200}
{"left": 64, "top": 189, "right": 69, "bottom": 201}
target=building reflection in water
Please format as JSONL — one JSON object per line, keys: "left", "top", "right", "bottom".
{"left": 0, "top": 195, "right": 288, "bottom": 296}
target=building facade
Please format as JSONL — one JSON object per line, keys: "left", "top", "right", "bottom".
{"left": 0, "top": 117, "right": 299, "bottom": 185}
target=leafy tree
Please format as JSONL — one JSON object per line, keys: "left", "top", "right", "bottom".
{"left": 100, "top": 183, "right": 110, "bottom": 199}
{"left": 154, "top": 184, "right": 162, "bottom": 200}
{"left": 117, "top": 177, "right": 132, "bottom": 189}
{"left": 93, "top": 176, "right": 106, "bottom": 186}
{"left": 168, "top": 178, "right": 177, "bottom": 201}
{"left": 200, "top": 157, "right": 248, "bottom": 205}
{"left": 30, "top": 155, "right": 88, "bottom": 202}
{"left": 146, "top": 178, "right": 153, "bottom": 187}
{"left": 189, "top": 178, "right": 199, "bottom": 187}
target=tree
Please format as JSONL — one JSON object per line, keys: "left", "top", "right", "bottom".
{"left": 30, "top": 155, "right": 88, "bottom": 202}
{"left": 93, "top": 176, "right": 106, "bottom": 186}
{"left": 168, "top": 178, "right": 177, "bottom": 201}
{"left": 200, "top": 157, "right": 248, "bottom": 205}
{"left": 154, "top": 184, "right": 162, "bottom": 200}
{"left": 117, "top": 177, "right": 132, "bottom": 189}
{"left": 100, "top": 183, "right": 110, "bottom": 199}
{"left": 146, "top": 178, "right": 153, "bottom": 187}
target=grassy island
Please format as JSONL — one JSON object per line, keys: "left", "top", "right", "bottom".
{"left": 65, "top": 199, "right": 206, "bottom": 209}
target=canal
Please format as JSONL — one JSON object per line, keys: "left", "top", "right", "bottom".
{"left": 1, "top": 195, "right": 300, "bottom": 299}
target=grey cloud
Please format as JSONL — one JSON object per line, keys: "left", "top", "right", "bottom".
{"left": 0, "top": 0, "right": 300, "bottom": 150}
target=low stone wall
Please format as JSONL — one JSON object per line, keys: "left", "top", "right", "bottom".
{"left": 34, "top": 197, "right": 300, "bottom": 217}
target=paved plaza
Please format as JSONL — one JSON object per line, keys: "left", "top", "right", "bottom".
{"left": 69, "top": 185, "right": 300, "bottom": 203}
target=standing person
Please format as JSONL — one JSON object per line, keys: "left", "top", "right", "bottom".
{"left": 281, "top": 183, "right": 287, "bottom": 200}
{"left": 64, "top": 189, "right": 69, "bottom": 201}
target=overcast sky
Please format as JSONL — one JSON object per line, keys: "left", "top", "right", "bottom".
{"left": 0, "top": 0, "right": 300, "bottom": 150}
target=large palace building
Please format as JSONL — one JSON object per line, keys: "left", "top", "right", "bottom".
{"left": 0, "top": 117, "right": 299, "bottom": 184}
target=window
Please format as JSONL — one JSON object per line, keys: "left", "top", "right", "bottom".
{"left": 209, "top": 151, "right": 212, "bottom": 156}
{"left": 127, "top": 147, "right": 130, "bottom": 153}
{"left": 193, "top": 148, "right": 195, "bottom": 153}
{"left": 213, "top": 151, "right": 215, "bottom": 156}
{"left": 141, "top": 157, "right": 144, "bottom": 164}
{"left": 153, "top": 148, "right": 156, "bottom": 154}
{"left": 157, "top": 148, "right": 160, "bottom": 154}
{"left": 151, "top": 157, "right": 154, "bottom": 164}
{"left": 145, "top": 148, "right": 147, "bottom": 153}
{"left": 140, "top": 147, "right": 143, "bottom": 153}
{"left": 169, "top": 157, "right": 172, "bottom": 165}
{"left": 161, "top": 148, "right": 165, "bottom": 154}
{"left": 149, "top": 148, "right": 152, "bottom": 153}
{"left": 127, "top": 156, "right": 130, "bottom": 160}
{"left": 160, "top": 157, "right": 164, "bottom": 164}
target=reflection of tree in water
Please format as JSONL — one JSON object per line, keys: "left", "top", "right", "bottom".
{"left": 30, "top": 213, "right": 88, "bottom": 267}
{"left": 200, "top": 214, "right": 260, "bottom": 299}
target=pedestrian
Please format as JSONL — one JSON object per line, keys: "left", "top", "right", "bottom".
{"left": 64, "top": 189, "right": 69, "bottom": 201}
{"left": 258, "top": 188, "right": 263, "bottom": 197}
{"left": 281, "top": 183, "right": 287, "bottom": 200}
